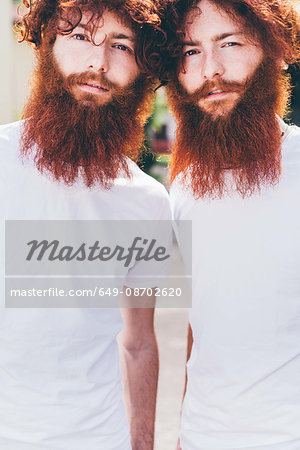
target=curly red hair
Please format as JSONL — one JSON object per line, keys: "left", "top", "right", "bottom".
{"left": 15, "top": 0, "right": 165, "bottom": 79}
{"left": 161, "top": 0, "right": 300, "bottom": 82}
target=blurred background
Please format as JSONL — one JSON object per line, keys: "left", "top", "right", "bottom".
{"left": 1, "top": 2, "right": 299, "bottom": 449}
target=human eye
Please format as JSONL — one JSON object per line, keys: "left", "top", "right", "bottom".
{"left": 223, "top": 41, "right": 241, "bottom": 48}
{"left": 183, "top": 49, "right": 199, "bottom": 57}
{"left": 113, "top": 43, "right": 132, "bottom": 53}
{"left": 72, "top": 33, "right": 89, "bottom": 41}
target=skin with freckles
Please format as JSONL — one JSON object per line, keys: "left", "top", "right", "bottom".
{"left": 178, "top": 0, "right": 264, "bottom": 118}
{"left": 53, "top": 10, "right": 141, "bottom": 105}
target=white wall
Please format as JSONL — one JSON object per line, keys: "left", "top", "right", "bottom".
{"left": 12, "top": 39, "right": 34, "bottom": 120}
{"left": 0, "top": 0, "right": 34, "bottom": 125}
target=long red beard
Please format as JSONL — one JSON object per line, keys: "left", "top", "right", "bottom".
{"left": 21, "top": 45, "right": 154, "bottom": 188}
{"left": 168, "top": 58, "right": 291, "bottom": 199}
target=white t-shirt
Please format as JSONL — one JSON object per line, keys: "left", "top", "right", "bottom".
{"left": 0, "top": 121, "right": 171, "bottom": 450}
{"left": 170, "top": 124, "right": 300, "bottom": 450}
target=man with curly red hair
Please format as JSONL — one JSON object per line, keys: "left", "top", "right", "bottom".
{"left": 162, "top": 0, "right": 300, "bottom": 448}
{"left": 0, "top": 1, "right": 171, "bottom": 449}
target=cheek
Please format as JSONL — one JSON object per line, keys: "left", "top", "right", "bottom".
{"left": 128, "top": 64, "right": 140, "bottom": 82}
{"left": 178, "top": 71, "right": 187, "bottom": 88}
{"left": 53, "top": 39, "right": 83, "bottom": 76}
{"left": 54, "top": 55, "right": 73, "bottom": 78}
{"left": 52, "top": 41, "right": 69, "bottom": 74}
{"left": 111, "top": 58, "right": 140, "bottom": 85}
{"left": 178, "top": 55, "right": 207, "bottom": 93}
{"left": 248, "top": 52, "right": 263, "bottom": 76}
{"left": 232, "top": 61, "right": 260, "bottom": 83}
{"left": 52, "top": 37, "right": 64, "bottom": 62}
{"left": 231, "top": 49, "right": 263, "bottom": 81}
{"left": 178, "top": 70, "right": 200, "bottom": 94}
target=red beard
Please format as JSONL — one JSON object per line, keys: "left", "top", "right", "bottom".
{"left": 167, "top": 58, "right": 291, "bottom": 199}
{"left": 20, "top": 45, "right": 154, "bottom": 188}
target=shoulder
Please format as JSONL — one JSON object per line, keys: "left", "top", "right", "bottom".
{"left": 282, "top": 123, "right": 300, "bottom": 161}
{"left": 0, "top": 121, "right": 22, "bottom": 158}
{"left": 285, "top": 123, "right": 300, "bottom": 141}
{"left": 169, "top": 171, "right": 192, "bottom": 201}
{"left": 0, "top": 121, "right": 24, "bottom": 172}
{"left": 169, "top": 174, "right": 196, "bottom": 221}
{"left": 128, "top": 160, "right": 169, "bottom": 197}
{"left": 114, "top": 159, "right": 171, "bottom": 220}
{"left": 0, "top": 121, "right": 22, "bottom": 143}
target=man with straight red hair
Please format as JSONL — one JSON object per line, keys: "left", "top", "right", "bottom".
{"left": 161, "top": 0, "right": 300, "bottom": 448}
{"left": 0, "top": 1, "right": 171, "bottom": 449}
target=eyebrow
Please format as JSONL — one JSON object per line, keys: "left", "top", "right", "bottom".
{"left": 109, "top": 33, "right": 136, "bottom": 42}
{"left": 181, "top": 32, "right": 244, "bottom": 46}
{"left": 75, "top": 25, "right": 135, "bottom": 42}
{"left": 75, "top": 23, "right": 90, "bottom": 31}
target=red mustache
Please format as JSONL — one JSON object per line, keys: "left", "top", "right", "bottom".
{"left": 64, "top": 71, "right": 138, "bottom": 98}
{"left": 186, "top": 78, "right": 246, "bottom": 103}
{"left": 66, "top": 71, "right": 118, "bottom": 91}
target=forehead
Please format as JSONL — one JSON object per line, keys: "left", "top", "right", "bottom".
{"left": 184, "top": 0, "right": 246, "bottom": 39}
{"left": 63, "top": 8, "right": 136, "bottom": 36}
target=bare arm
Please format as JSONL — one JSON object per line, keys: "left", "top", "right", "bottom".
{"left": 184, "top": 323, "right": 193, "bottom": 396}
{"left": 177, "top": 323, "right": 193, "bottom": 450}
{"left": 118, "top": 288, "right": 158, "bottom": 450}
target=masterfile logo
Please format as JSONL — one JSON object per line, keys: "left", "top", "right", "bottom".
{"left": 5, "top": 220, "right": 192, "bottom": 308}
{"left": 26, "top": 237, "right": 170, "bottom": 267}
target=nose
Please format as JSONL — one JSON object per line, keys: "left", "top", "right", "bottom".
{"left": 201, "top": 50, "right": 224, "bottom": 80}
{"left": 85, "top": 36, "right": 108, "bottom": 73}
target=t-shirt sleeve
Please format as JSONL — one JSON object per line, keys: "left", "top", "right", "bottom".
{"left": 124, "top": 190, "right": 172, "bottom": 288}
